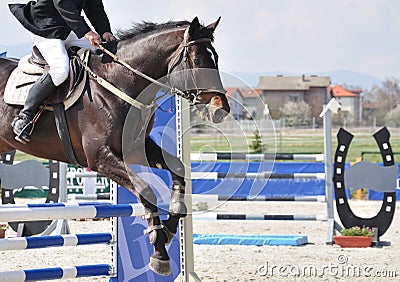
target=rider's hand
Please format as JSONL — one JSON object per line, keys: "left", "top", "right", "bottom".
{"left": 103, "top": 32, "right": 116, "bottom": 42}
{"left": 85, "top": 31, "right": 102, "bottom": 47}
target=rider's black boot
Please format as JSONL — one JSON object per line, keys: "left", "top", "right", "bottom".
{"left": 12, "top": 73, "right": 57, "bottom": 144}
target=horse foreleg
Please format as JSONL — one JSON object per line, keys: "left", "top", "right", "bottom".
{"left": 93, "top": 145, "right": 171, "bottom": 276}
{"left": 145, "top": 137, "right": 187, "bottom": 238}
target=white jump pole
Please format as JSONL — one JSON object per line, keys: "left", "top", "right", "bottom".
{"left": 175, "top": 96, "right": 199, "bottom": 282}
{"left": 320, "top": 98, "right": 342, "bottom": 244}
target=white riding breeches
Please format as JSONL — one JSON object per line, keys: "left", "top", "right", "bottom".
{"left": 32, "top": 32, "right": 95, "bottom": 86}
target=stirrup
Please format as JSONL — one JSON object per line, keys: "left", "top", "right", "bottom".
{"left": 13, "top": 120, "right": 34, "bottom": 144}
{"left": 15, "top": 134, "right": 29, "bottom": 144}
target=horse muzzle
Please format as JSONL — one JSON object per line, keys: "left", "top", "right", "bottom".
{"left": 210, "top": 106, "right": 228, "bottom": 123}
{"left": 194, "top": 88, "right": 230, "bottom": 123}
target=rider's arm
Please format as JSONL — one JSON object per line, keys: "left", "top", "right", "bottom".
{"left": 53, "top": 0, "right": 92, "bottom": 38}
{"left": 53, "top": 0, "right": 114, "bottom": 46}
{"left": 82, "top": 0, "right": 113, "bottom": 41}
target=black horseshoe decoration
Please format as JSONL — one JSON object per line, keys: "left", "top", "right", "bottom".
{"left": 333, "top": 127, "right": 396, "bottom": 238}
{"left": 1, "top": 158, "right": 60, "bottom": 236}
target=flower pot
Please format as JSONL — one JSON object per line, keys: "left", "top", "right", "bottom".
{"left": 0, "top": 229, "right": 5, "bottom": 239}
{"left": 334, "top": 236, "right": 372, "bottom": 248}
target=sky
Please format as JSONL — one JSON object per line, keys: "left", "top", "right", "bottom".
{"left": 1, "top": 0, "right": 400, "bottom": 86}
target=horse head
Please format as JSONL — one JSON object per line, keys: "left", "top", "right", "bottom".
{"left": 168, "top": 17, "right": 230, "bottom": 123}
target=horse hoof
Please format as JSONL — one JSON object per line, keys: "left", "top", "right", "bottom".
{"left": 149, "top": 257, "right": 171, "bottom": 276}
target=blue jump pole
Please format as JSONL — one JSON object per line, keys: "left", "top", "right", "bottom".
{"left": 0, "top": 233, "right": 112, "bottom": 251}
{"left": 0, "top": 202, "right": 146, "bottom": 222}
{"left": 0, "top": 264, "right": 111, "bottom": 281}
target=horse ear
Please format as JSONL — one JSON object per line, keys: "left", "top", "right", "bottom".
{"left": 206, "top": 17, "right": 221, "bottom": 33}
{"left": 189, "top": 16, "right": 201, "bottom": 36}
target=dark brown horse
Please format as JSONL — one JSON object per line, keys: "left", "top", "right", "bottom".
{"left": 0, "top": 17, "right": 230, "bottom": 275}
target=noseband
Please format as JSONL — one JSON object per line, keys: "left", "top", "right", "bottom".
{"left": 167, "top": 28, "right": 226, "bottom": 104}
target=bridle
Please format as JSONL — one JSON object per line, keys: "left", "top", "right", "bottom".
{"left": 82, "top": 26, "right": 226, "bottom": 111}
{"left": 167, "top": 28, "right": 226, "bottom": 105}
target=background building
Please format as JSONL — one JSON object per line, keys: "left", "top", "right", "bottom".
{"left": 225, "top": 75, "right": 364, "bottom": 127}
{"left": 257, "top": 75, "right": 331, "bottom": 125}
{"left": 331, "top": 85, "right": 362, "bottom": 126}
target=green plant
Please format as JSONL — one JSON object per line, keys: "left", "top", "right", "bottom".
{"left": 0, "top": 223, "right": 8, "bottom": 231}
{"left": 281, "top": 101, "right": 312, "bottom": 127}
{"left": 250, "top": 130, "right": 263, "bottom": 153}
{"left": 340, "top": 226, "right": 374, "bottom": 237}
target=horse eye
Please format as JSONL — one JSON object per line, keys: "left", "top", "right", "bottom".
{"left": 193, "top": 58, "right": 201, "bottom": 66}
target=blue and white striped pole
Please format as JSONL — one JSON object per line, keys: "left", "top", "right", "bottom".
{"left": 0, "top": 233, "right": 112, "bottom": 251}
{"left": 0, "top": 202, "right": 146, "bottom": 222}
{"left": 0, "top": 264, "right": 111, "bottom": 282}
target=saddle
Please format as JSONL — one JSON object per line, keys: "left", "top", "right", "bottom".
{"left": 4, "top": 47, "right": 91, "bottom": 167}
{"left": 29, "top": 46, "right": 48, "bottom": 69}
{"left": 4, "top": 46, "right": 90, "bottom": 110}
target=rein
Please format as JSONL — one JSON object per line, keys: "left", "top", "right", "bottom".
{"left": 81, "top": 46, "right": 176, "bottom": 111}
{"left": 98, "top": 44, "right": 186, "bottom": 101}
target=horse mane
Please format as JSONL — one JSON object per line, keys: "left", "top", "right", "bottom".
{"left": 116, "top": 21, "right": 189, "bottom": 41}
{"left": 116, "top": 20, "right": 215, "bottom": 42}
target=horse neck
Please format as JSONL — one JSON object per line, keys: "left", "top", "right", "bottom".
{"left": 120, "top": 30, "right": 183, "bottom": 81}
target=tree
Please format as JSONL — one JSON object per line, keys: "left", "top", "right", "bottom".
{"left": 250, "top": 130, "right": 263, "bottom": 153}
{"left": 281, "top": 101, "right": 312, "bottom": 127}
{"left": 363, "top": 77, "right": 400, "bottom": 126}
{"left": 385, "top": 105, "right": 400, "bottom": 127}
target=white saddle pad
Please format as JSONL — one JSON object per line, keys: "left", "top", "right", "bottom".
{"left": 4, "top": 49, "right": 90, "bottom": 111}
{"left": 4, "top": 68, "right": 38, "bottom": 106}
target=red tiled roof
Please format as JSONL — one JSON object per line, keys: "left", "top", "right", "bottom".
{"left": 332, "top": 85, "right": 360, "bottom": 97}
{"left": 224, "top": 87, "right": 262, "bottom": 99}
{"left": 224, "top": 87, "right": 239, "bottom": 98}
{"left": 239, "top": 88, "right": 262, "bottom": 98}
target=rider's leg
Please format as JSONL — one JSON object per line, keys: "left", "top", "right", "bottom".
{"left": 32, "top": 34, "right": 70, "bottom": 86}
{"left": 12, "top": 72, "right": 57, "bottom": 143}
{"left": 12, "top": 35, "right": 69, "bottom": 143}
